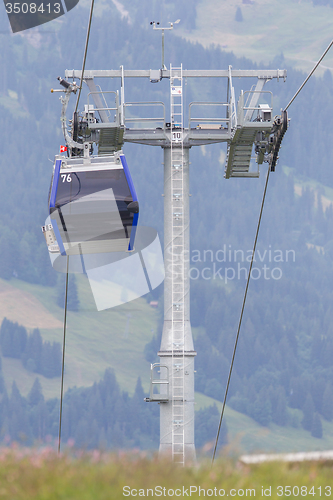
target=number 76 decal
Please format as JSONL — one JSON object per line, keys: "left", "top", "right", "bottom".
{"left": 61, "top": 174, "right": 72, "bottom": 183}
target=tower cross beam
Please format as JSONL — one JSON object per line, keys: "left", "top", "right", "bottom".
{"left": 65, "top": 69, "right": 287, "bottom": 80}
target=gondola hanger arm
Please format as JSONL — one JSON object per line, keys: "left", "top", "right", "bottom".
{"left": 60, "top": 86, "right": 84, "bottom": 150}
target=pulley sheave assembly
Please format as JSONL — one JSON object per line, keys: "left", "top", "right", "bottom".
{"left": 225, "top": 92, "right": 289, "bottom": 179}
{"left": 269, "top": 110, "right": 288, "bottom": 172}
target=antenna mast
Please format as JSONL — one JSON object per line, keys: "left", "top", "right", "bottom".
{"left": 150, "top": 20, "right": 180, "bottom": 70}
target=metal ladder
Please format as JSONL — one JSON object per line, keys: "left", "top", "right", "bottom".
{"left": 170, "top": 64, "right": 185, "bottom": 465}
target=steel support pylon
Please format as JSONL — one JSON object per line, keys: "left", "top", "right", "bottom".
{"left": 159, "top": 65, "right": 196, "bottom": 464}
{"left": 63, "top": 64, "right": 287, "bottom": 467}
{"left": 159, "top": 146, "right": 196, "bottom": 464}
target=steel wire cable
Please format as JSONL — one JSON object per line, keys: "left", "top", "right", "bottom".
{"left": 58, "top": 255, "right": 69, "bottom": 454}
{"left": 58, "top": 0, "right": 95, "bottom": 454}
{"left": 74, "top": 0, "right": 95, "bottom": 113}
{"left": 212, "top": 38, "right": 333, "bottom": 464}
{"left": 212, "top": 165, "right": 271, "bottom": 464}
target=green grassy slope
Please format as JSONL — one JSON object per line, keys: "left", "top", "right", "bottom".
{"left": 177, "top": 0, "right": 333, "bottom": 74}
{"left": 284, "top": 164, "right": 333, "bottom": 209}
{"left": 196, "top": 392, "right": 333, "bottom": 454}
{"left": 2, "top": 276, "right": 159, "bottom": 397}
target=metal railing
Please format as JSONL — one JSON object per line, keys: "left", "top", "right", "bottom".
{"left": 188, "top": 102, "right": 231, "bottom": 132}
{"left": 149, "top": 363, "right": 169, "bottom": 402}
{"left": 124, "top": 101, "right": 165, "bottom": 129}
{"left": 87, "top": 90, "right": 120, "bottom": 125}
{"left": 239, "top": 90, "right": 273, "bottom": 124}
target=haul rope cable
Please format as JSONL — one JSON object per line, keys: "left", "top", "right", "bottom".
{"left": 58, "top": 256, "right": 69, "bottom": 454}
{"left": 74, "top": 0, "right": 95, "bottom": 113}
{"left": 212, "top": 38, "right": 333, "bottom": 464}
{"left": 212, "top": 164, "right": 271, "bottom": 464}
{"left": 57, "top": 0, "right": 95, "bottom": 454}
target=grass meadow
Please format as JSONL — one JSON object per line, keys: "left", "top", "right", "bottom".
{"left": 0, "top": 447, "right": 332, "bottom": 499}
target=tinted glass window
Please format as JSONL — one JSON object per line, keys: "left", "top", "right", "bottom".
{"left": 51, "top": 167, "right": 134, "bottom": 232}
{"left": 55, "top": 168, "right": 132, "bottom": 207}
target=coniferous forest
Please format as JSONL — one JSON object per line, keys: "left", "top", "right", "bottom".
{"left": 0, "top": 318, "right": 61, "bottom": 378}
{"left": 0, "top": 357, "right": 226, "bottom": 451}
{"left": 0, "top": 0, "right": 333, "bottom": 451}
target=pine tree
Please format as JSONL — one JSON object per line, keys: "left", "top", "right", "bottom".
{"left": 28, "top": 378, "right": 44, "bottom": 406}
{"left": 89, "top": 419, "right": 100, "bottom": 449}
{"left": 302, "top": 393, "right": 315, "bottom": 431}
{"left": 311, "top": 377, "right": 325, "bottom": 414}
{"left": 273, "top": 387, "right": 288, "bottom": 426}
{"left": 57, "top": 274, "right": 80, "bottom": 311}
{"left": 311, "top": 412, "right": 323, "bottom": 439}
{"left": 0, "top": 319, "right": 27, "bottom": 358}
{"left": 111, "top": 421, "right": 124, "bottom": 448}
{"left": 133, "top": 377, "right": 145, "bottom": 402}
{"left": 195, "top": 404, "right": 228, "bottom": 450}
{"left": 12, "top": 324, "right": 27, "bottom": 359}
{"left": 74, "top": 418, "right": 89, "bottom": 448}
{"left": 30, "top": 400, "right": 47, "bottom": 441}
{"left": 51, "top": 342, "right": 62, "bottom": 377}
{"left": 8, "top": 382, "right": 31, "bottom": 443}
{"left": 99, "top": 427, "right": 107, "bottom": 450}
{"left": 251, "top": 388, "right": 272, "bottom": 426}
{"left": 41, "top": 341, "right": 54, "bottom": 378}
{"left": 0, "top": 318, "right": 13, "bottom": 357}
{"left": 57, "top": 275, "right": 66, "bottom": 309}
{"left": 322, "top": 383, "right": 333, "bottom": 421}
{"left": 87, "top": 385, "right": 104, "bottom": 429}
{"left": 235, "top": 6, "right": 243, "bottom": 22}
{"left": 289, "top": 377, "right": 307, "bottom": 409}
{"left": 67, "top": 275, "right": 80, "bottom": 312}
{"left": 23, "top": 329, "right": 43, "bottom": 373}
{"left": 0, "top": 373, "right": 6, "bottom": 394}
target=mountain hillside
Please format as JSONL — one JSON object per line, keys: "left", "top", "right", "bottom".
{"left": 175, "top": 0, "right": 333, "bottom": 74}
